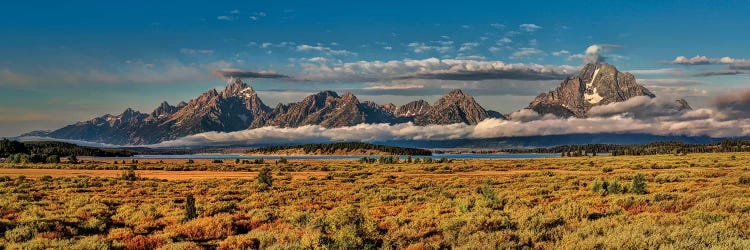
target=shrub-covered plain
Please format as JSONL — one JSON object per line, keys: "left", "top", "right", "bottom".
{"left": 0, "top": 153, "right": 749, "bottom": 249}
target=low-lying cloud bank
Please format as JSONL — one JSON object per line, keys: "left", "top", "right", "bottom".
{"left": 151, "top": 91, "right": 750, "bottom": 147}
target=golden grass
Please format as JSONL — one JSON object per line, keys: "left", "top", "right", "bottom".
{"left": 0, "top": 152, "right": 748, "bottom": 249}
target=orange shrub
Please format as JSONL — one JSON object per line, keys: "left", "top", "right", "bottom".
{"left": 120, "top": 234, "right": 167, "bottom": 250}
{"left": 171, "top": 213, "right": 235, "bottom": 241}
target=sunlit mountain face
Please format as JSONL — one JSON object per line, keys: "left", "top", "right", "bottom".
{"left": 2, "top": 1, "right": 750, "bottom": 147}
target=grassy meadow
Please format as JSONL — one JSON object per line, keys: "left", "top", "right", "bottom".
{"left": 1, "top": 153, "right": 750, "bottom": 249}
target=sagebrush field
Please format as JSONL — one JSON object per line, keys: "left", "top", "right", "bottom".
{"left": 1, "top": 153, "right": 750, "bottom": 249}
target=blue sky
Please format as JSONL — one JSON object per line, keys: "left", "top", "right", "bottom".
{"left": 1, "top": 0, "right": 750, "bottom": 136}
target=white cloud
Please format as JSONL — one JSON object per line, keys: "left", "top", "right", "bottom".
{"left": 408, "top": 42, "right": 452, "bottom": 54}
{"left": 296, "top": 44, "right": 357, "bottom": 56}
{"left": 670, "top": 55, "right": 750, "bottom": 70}
{"left": 180, "top": 48, "right": 214, "bottom": 55}
{"left": 671, "top": 55, "right": 712, "bottom": 65}
{"left": 552, "top": 50, "right": 570, "bottom": 56}
{"left": 569, "top": 44, "right": 623, "bottom": 64}
{"left": 0, "top": 60, "right": 233, "bottom": 86}
{"left": 510, "top": 48, "right": 543, "bottom": 59}
{"left": 458, "top": 42, "right": 479, "bottom": 52}
{"left": 490, "top": 23, "right": 505, "bottom": 29}
{"left": 627, "top": 68, "right": 685, "bottom": 76}
{"left": 519, "top": 23, "right": 542, "bottom": 32}
{"left": 297, "top": 57, "right": 577, "bottom": 82}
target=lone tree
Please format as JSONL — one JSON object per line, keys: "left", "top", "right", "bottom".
{"left": 68, "top": 155, "right": 79, "bottom": 164}
{"left": 256, "top": 167, "right": 273, "bottom": 191}
{"left": 631, "top": 173, "right": 647, "bottom": 194}
{"left": 184, "top": 194, "right": 198, "bottom": 222}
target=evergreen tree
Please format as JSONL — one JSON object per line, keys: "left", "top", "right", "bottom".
{"left": 257, "top": 167, "right": 274, "bottom": 191}
{"left": 184, "top": 194, "right": 198, "bottom": 222}
{"left": 631, "top": 174, "right": 647, "bottom": 194}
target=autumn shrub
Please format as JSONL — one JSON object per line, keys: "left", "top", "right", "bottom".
{"left": 72, "top": 236, "right": 113, "bottom": 250}
{"left": 156, "top": 241, "right": 203, "bottom": 250}
{"left": 739, "top": 175, "right": 750, "bottom": 185}
{"left": 120, "top": 234, "right": 168, "bottom": 250}
{"left": 217, "top": 234, "right": 261, "bottom": 250}
{"left": 172, "top": 213, "right": 235, "bottom": 241}
{"left": 319, "top": 206, "right": 381, "bottom": 249}
{"left": 4, "top": 224, "right": 35, "bottom": 243}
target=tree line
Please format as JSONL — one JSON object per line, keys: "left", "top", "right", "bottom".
{"left": 0, "top": 139, "right": 133, "bottom": 163}
{"left": 505, "top": 140, "right": 750, "bottom": 156}
{"left": 249, "top": 142, "right": 432, "bottom": 156}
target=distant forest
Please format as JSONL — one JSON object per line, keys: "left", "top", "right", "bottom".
{"left": 249, "top": 142, "right": 433, "bottom": 156}
{"left": 507, "top": 140, "right": 750, "bottom": 156}
{"left": 0, "top": 139, "right": 133, "bottom": 159}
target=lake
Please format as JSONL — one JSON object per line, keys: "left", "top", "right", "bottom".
{"left": 93, "top": 153, "right": 559, "bottom": 160}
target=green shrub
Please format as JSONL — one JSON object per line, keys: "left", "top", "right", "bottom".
{"left": 256, "top": 167, "right": 273, "bottom": 191}
{"left": 607, "top": 180, "right": 624, "bottom": 194}
{"left": 631, "top": 173, "right": 647, "bottom": 194}
{"left": 5, "top": 224, "right": 36, "bottom": 243}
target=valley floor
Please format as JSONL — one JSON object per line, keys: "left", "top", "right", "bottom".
{"left": 1, "top": 153, "right": 749, "bottom": 249}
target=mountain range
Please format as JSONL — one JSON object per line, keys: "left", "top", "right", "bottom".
{"left": 23, "top": 63, "right": 689, "bottom": 145}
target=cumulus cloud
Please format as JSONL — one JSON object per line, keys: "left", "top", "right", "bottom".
{"left": 297, "top": 57, "right": 577, "bottom": 82}
{"left": 669, "top": 55, "right": 750, "bottom": 76}
{"left": 671, "top": 55, "right": 712, "bottom": 65}
{"left": 569, "top": 44, "right": 622, "bottom": 64}
{"left": 713, "top": 89, "right": 750, "bottom": 120}
{"left": 670, "top": 55, "right": 750, "bottom": 65}
{"left": 588, "top": 96, "right": 688, "bottom": 119}
{"left": 211, "top": 69, "right": 290, "bottom": 79}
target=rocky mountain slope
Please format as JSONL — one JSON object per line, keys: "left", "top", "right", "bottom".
{"left": 33, "top": 79, "right": 503, "bottom": 145}
{"left": 528, "top": 63, "right": 657, "bottom": 117}
{"left": 29, "top": 63, "right": 688, "bottom": 145}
